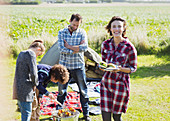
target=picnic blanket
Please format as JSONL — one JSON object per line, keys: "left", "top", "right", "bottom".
{"left": 40, "top": 91, "right": 102, "bottom": 116}
{"left": 68, "top": 82, "right": 101, "bottom": 97}
{"left": 40, "top": 91, "right": 82, "bottom": 115}
{"left": 89, "top": 106, "right": 101, "bottom": 115}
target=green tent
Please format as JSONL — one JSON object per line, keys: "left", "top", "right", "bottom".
{"left": 39, "top": 42, "right": 103, "bottom": 79}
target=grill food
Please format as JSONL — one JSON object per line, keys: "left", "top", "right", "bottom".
{"left": 53, "top": 107, "right": 79, "bottom": 118}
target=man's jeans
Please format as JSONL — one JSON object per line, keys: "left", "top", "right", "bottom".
{"left": 57, "top": 67, "right": 89, "bottom": 116}
{"left": 18, "top": 100, "right": 32, "bottom": 121}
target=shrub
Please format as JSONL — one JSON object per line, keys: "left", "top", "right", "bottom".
{"left": 87, "top": 27, "right": 108, "bottom": 53}
{"left": 10, "top": 0, "right": 41, "bottom": 5}
{"left": 6, "top": 6, "right": 170, "bottom": 57}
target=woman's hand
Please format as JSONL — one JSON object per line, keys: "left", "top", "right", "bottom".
{"left": 98, "top": 63, "right": 106, "bottom": 71}
{"left": 112, "top": 66, "right": 131, "bottom": 73}
{"left": 112, "top": 66, "right": 122, "bottom": 73}
{"left": 33, "top": 86, "right": 36, "bottom": 92}
{"left": 99, "top": 68, "right": 105, "bottom": 71}
{"left": 38, "top": 97, "right": 42, "bottom": 104}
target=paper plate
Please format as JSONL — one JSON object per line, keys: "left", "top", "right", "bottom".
{"left": 98, "top": 65, "right": 107, "bottom": 69}
{"left": 104, "top": 67, "right": 119, "bottom": 71}
{"left": 99, "top": 65, "right": 119, "bottom": 71}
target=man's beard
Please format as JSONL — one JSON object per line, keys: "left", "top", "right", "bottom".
{"left": 69, "top": 26, "right": 77, "bottom": 32}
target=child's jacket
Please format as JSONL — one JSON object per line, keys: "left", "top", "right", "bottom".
{"left": 37, "top": 64, "right": 52, "bottom": 97}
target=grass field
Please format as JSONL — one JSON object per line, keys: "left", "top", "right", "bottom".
{"left": 0, "top": 2, "right": 170, "bottom": 121}
{"left": 7, "top": 54, "right": 170, "bottom": 121}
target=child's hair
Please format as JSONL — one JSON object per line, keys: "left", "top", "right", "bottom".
{"left": 32, "top": 40, "right": 43, "bottom": 43}
{"left": 50, "top": 64, "right": 69, "bottom": 84}
{"left": 28, "top": 40, "right": 45, "bottom": 52}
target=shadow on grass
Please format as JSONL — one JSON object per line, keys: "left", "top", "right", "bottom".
{"left": 131, "top": 63, "right": 170, "bottom": 79}
{"left": 156, "top": 45, "right": 170, "bottom": 61}
{"left": 47, "top": 81, "right": 58, "bottom": 88}
{"left": 156, "top": 54, "right": 170, "bottom": 62}
{"left": 40, "top": 117, "right": 52, "bottom": 121}
{"left": 40, "top": 117, "right": 88, "bottom": 121}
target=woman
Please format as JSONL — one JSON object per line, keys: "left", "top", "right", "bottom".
{"left": 13, "top": 40, "right": 45, "bottom": 121}
{"left": 100, "top": 16, "right": 137, "bottom": 121}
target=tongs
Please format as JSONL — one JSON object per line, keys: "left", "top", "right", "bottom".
{"left": 53, "top": 99, "right": 74, "bottom": 110}
{"left": 53, "top": 99, "right": 64, "bottom": 109}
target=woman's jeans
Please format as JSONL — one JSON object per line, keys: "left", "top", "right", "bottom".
{"left": 57, "top": 67, "right": 89, "bottom": 116}
{"left": 18, "top": 100, "right": 32, "bottom": 121}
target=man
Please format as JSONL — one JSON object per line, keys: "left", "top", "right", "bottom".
{"left": 57, "top": 13, "right": 91, "bottom": 121}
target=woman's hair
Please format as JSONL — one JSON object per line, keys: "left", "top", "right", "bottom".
{"left": 70, "top": 13, "right": 82, "bottom": 22}
{"left": 28, "top": 40, "right": 45, "bottom": 52}
{"left": 50, "top": 64, "right": 69, "bottom": 84}
{"left": 105, "top": 16, "right": 127, "bottom": 37}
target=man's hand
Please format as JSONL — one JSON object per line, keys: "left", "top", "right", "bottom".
{"left": 64, "top": 40, "right": 71, "bottom": 49}
{"left": 64, "top": 39, "right": 80, "bottom": 53}
{"left": 48, "top": 93, "right": 55, "bottom": 100}
{"left": 80, "top": 40, "right": 85, "bottom": 44}
{"left": 73, "top": 51, "right": 79, "bottom": 54}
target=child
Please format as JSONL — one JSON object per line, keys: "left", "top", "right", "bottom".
{"left": 31, "top": 64, "right": 69, "bottom": 121}
{"left": 13, "top": 40, "right": 45, "bottom": 121}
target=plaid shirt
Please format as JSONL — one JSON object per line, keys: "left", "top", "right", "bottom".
{"left": 58, "top": 27, "right": 88, "bottom": 70}
{"left": 100, "top": 37, "right": 137, "bottom": 114}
